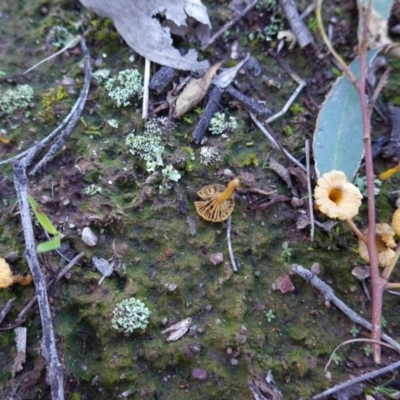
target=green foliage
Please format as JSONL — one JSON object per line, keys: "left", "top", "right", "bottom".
{"left": 281, "top": 241, "right": 293, "bottom": 261}
{"left": 364, "top": 345, "right": 372, "bottom": 357}
{"left": 313, "top": 49, "right": 380, "bottom": 180}
{"left": 265, "top": 309, "right": 276, "bottom": 322}
{"left": 349, "top": 326, "right": 359, "bottom": 337}
{"left": 283, "top": 125, "right": 293, "bottom": 136}
{"left": 290, "top": 103, "right": 306, "bottom": 115}
{"left": 28, "top": 196, "right": 61, "bottom": 253}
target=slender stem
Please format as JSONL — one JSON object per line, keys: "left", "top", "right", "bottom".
{"left": 381, "top": 244, "right": 400, "bottom": 281}
{"left": 314, "top": 0, "right": 357, "bottom": 84}
{"left": 385, "top": 282, "right": 400, "bottom": 289}
{"left": 358, "top": 30, "right": 385, "bottom": 366}
{"left": 345, "top": 219, "right": 366, "bottom": 242}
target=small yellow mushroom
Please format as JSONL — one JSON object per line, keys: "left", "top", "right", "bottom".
{"left": 0, "top": 258, "right": 33, "bottom": 288}
{"left": 392, "top": 208, "right": 400, "bottom": 237}
{"left": 194, "top": 178, "right": 240, "bottom": 222}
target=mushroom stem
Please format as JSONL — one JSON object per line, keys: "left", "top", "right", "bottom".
{"left": 215, "top": 178, "right": 240, "bottom": 203}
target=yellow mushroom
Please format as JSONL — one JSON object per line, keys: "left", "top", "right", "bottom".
{"left": 0, "top": 258, "right": 14, "bottom": 288}
{"left": 194, "top": 178, "right": 240, "bottom": 222}
{"left": 0, "top": 257, "right": 33, "bottom": 288}
{"left": 392, "top": 208, "right": 400, "bottom": 237}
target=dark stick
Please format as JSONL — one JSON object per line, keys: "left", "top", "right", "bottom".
{"left": 0, "top": 299, "right": 15, "bottom": 326}
{"left": 192, "top": 86, "right": 223, "bottom": 144}
{"left": 226, "top": 85, "right": 271, "bottom": 118}
{"left": 13, "top": 160, "right": 65, "bottom": 399}
{"left": 29, "top": 37, "right": 92, "bottom": 175}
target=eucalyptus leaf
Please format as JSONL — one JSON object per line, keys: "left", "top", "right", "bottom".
{"left": 28, "top": 195, "right": 58, "bottom": 235}
{"left": 37, "top": 234, "right": 61, "bottom": 253}
{"left": 313, "top": 48, "right": 380, "bottom": 180}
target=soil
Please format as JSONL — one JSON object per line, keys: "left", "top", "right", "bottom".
{"left": 1, "top": 1, "right": 400, "bottom": 399}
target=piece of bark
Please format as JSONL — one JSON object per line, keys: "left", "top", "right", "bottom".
{"left": 192, "top": 86, "right": 223, "bottom": 143}
{"left": 226, "top": 85, "right": 271, "bottom": 118}
{"left": 149, "top": 66, "right": 179, "bottom": 94}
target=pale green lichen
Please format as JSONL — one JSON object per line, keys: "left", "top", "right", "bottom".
{"left": 162, "top": 164, "right": 181, "bottom": 182}
{"left": 92, "top": 69, "right": 111, "bottom": 83}
{"left": 209, "top": 112, "right": 238, "bottom": 135}
{"left": 84, "top": 184, "right": 103, "bottom": 196}
{"left": 111, "top": 298, "right": 150, "bottom": 333}
{"left": 0, "top": 84, "right": 34, "bottom": 115}
{"left": 104, "top": 69, "right": 143, "bottom": 107}
{"left": 125, "top": 118, "right": 166, "bottom": 171}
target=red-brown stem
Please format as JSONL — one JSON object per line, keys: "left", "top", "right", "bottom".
{"left": 345, "top": 219, "right": 366, "bottom": 243}
{"left": 357, "top": 3, "right": 386, "bottom": 363}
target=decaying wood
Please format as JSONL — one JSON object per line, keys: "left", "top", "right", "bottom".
{"left": 149, "top": 66, "right": 179, "bottom": 94}
{"left": 192, "top": 86, "right": 223, "bottom": 144}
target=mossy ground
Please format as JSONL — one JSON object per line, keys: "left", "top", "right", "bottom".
{"left": 1, "top": 1, "right": 400, "bottom": 399}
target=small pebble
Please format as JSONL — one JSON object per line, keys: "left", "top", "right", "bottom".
{"left": 230, "top": 358, "right": 239, "bottom": 366}
{"left": 81, "top": 227, "right": 98, "bottom": 246}
{"left": 210, "top": 252, "right": 223, "bottom": 265}
{"left": 192, "top": 368, "right": 208, "bottom": 381}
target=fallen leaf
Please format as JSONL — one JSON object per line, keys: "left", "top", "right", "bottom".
{"left": 79, "top": 0, "right": 211, "bottom": 70}
{"left": 92, "top": 257, "right": 113, "bottom": 285}
{"left": 161, "top": 317, "right": 191, "bottom": 341}
{"left": 212, "top": 54, "right": 250, "bottom": 89}
{"left": 174, "top": 61, "right": 223, "bottom": 117}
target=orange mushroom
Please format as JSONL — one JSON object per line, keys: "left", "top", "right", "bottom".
{"left": 0, "top": 258, "right": 32, "bottom": 288}
{"left": 194, "top": 178, "right": 240, "bottom": 222}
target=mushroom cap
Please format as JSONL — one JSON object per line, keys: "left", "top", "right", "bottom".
{"left": 0, "top": 258, "right": 14, "bottom": 288}
{"left": 195, "top": 184, "right": 235, "bottom": 222}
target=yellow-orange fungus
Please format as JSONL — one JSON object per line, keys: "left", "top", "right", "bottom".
{"left": 195, "top": 178, "right": 240, "bottom": 222}
{"left": 392, "top": 208, "right": 400, "bottom": 237}
{"left": 358, "top": 223, "right": 397, "bottom": 268}
{"left": 314, "top": 170, "right": 362, "bottom": 220}
{"left": 379, "top": 164, "right": 400, "bottom": 181}
{"left": 0, "top": 258, "right": 14, "bottom": 288}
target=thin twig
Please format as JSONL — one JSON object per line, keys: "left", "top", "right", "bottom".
{"left": 369, "top": 66, "right": 392, "bottom": 108}
{"left": 311, "top": 359, "right": 400, "bottom": 400}
{"left": 201, "top": 0, "right": 258, "bottom": 50}
{"left": 13, "top": 160, "right": 65, "bottom": 399}
{"left": 290, "top": 264, "right": 400, "bottom": 352}
{"left": 29, "top": 37, "right": 91, "bottom": 175}
{"left": 0, "top": 299, "right": 15, "bottom": 326}
{"left": 265, "top": 80, "right": 306, "bottom": 124}
{"left": 23, "top": 36, "right": 81, "bottom": 75}
{"left": 280, "top": 0, "right": 314, "bottom": 48}
{"left": 227, "top": 216, "right": 238, "bottom": 272}
{"left": 305, "top": 140, "right": 315, "bottom": 241}
{"left": 142, "top": 58, "right": 150, "bottom": 120}
{"left": 250, "top": 113, "right": 306, "bottom": 171}
{"left": 55, "top": 252, "right": 85, "bottom": 284}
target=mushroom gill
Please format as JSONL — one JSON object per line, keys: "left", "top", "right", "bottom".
{"left": 194, "top": 178, "right": 240, "bottom": 222}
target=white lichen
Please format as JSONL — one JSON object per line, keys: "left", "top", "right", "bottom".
{"left": 0, "top": 84, "right": 34, "bottom": 115}
{"left": 200, "top": 146, "right": 221, "bottom": 165}
{"left": 104, "top": 69, "right": 143, "bottom": 107}
{"left": 111, "top": 298, "right": 150, "bottom": 333}
{"left": 107, "top": 119, "right": 119, "bottom": 128}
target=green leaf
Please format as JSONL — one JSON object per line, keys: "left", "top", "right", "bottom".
{"left": 37, "top": 234, "right": 61, "bottom": 253}
{"left": 313, "top": 48, "right": 380, "bottom": 180}
{"left": 360, "top": 0, "right": 394, "bottom": 20}
{"left": 28, "top": 195, "right": 58, "bottom": 235}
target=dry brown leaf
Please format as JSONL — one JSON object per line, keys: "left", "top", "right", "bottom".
{"left": 174, "top": 61, "right": 223, "bottom": 117}
{"left": 79, "top": 0, "right": 211, "bottom": 70}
